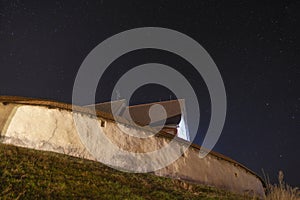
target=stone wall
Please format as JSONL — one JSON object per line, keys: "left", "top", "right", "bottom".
{"left": 0, "top": 98, "right": 265, "bottom": 198}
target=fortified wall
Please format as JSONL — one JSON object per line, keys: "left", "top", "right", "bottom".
{"left": 0, "top": 96, "right": 265, "bottom": 198}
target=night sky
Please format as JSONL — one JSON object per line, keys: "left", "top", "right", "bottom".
{"left": 0, "top": 1, "right": 299, "bottom": 186}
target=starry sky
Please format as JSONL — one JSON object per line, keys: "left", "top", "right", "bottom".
{"left": 0, "top": 0, "right": 299, "bottom": 186}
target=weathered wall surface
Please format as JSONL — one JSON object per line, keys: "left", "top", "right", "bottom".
{"left": 0, "top": 100, "right": 265, "bottom": 198}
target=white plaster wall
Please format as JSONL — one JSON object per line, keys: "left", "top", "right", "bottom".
{"left": 0, "top": 103, "right": 265, "bottom": 198}
{"left": 1, "top": 104, "right": 93, "bottom": 160}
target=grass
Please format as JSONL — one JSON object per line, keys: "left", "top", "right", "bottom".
{"left": 0, "top": 143, "right": 255, "bottom": 200}
{"left": 263, "top": 170, "right": 300, "bottom": 200}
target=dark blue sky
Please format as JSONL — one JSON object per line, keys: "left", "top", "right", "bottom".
{"left": 0, "top": 0, "right": 299, "bottom": 186}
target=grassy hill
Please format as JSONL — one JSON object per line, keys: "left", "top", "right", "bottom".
{"left": 0, "top": 143, "right": 255, "bottom": 199}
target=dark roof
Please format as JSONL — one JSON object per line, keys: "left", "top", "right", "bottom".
{"left": 123, "top": 100, "right": 184, "bottom": 126}
{"left": 85, "top": 99, "right": 184, "bottom": 127}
